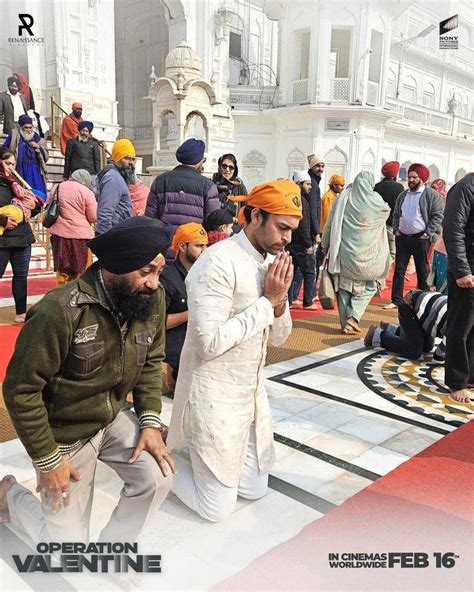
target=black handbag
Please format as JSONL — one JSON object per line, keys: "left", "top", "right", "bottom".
{"left": 42, "top": 183, "right": 61, "bottom": 228}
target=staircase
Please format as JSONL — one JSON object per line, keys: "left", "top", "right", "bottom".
{"left": 45, "top": 142, "right": 65, "bottom": 189}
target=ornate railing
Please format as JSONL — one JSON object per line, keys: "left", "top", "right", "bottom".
{"left": 331, "top": 78, "right": 350, "bottom": 101}
{"left": 292, "top": 79, "right": 309, "bottom": 103}
{"left": 228, "top": 86, "right": 277, "bottom": 110}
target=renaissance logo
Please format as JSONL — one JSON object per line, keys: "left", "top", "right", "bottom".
{"left": 13, "top": 542, "right": 161, "bottom": 573}
{"left": 439, "top": 14, "right": 458, "bottom": 49}
{"left": 8, "top": 14, "right": 44, "bottom": 45}
{"left": 328, "top": 552, "right": 459, "bottom": 569}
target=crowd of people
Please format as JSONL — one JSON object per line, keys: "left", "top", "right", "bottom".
{"left": 0, "top": 80, "right": 472, "bottom": 543}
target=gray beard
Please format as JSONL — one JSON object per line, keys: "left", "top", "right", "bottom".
{"left": 21, "top": 130, "right": 35, "bottom": 142}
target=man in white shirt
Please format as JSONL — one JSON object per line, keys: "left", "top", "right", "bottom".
{"left": 167, "top": 179, "right": 302, "bottom": 521}
{"left": 0, "top": 76, "right": 28, "bottom": 135}
{"left": 390, "top": 163, "right": 444, "bottom": 304}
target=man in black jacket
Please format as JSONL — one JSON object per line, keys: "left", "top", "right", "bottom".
{"left": 291, "top": 153, "right": 325, "bottom": 302}
{"left": 63, "top": 121, "right": 100, "bottom": 178}
{"left": 374, "top": 161, "right": 404, "bottom": 263}
{"left": 442, "top": 172, "right": 474, "bottom": 404}
{"left": 288, "top": 171, "right": 318, "bottom": 309}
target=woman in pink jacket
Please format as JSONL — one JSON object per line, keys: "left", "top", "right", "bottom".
{"left": 47, "top": 169, "right": 97, "bottom": 284}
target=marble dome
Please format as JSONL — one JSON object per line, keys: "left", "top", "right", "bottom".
{"left": 165, "top": 41, "right": 202, "bottom": 79}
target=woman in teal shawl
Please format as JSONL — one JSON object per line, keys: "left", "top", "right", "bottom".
{"left": 322, "top": 171, "right": 390, "bottom": 334}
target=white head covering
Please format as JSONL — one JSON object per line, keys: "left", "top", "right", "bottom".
{"left": 307, "top": 153, "right": 326, "bottom": 168}
{"left": 71, "top": 169, "right": 93, "bottom": 190}
{"left": 292, "top": 170, "right": 311, "bottom": 184}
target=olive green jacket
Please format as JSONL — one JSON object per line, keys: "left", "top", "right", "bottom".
{"left": 3, "top": 263, "right": 166, "bottom": 471}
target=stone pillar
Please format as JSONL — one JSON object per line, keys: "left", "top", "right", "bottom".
{"left": 315, "top": 8, "right": 332, "bottom": 103}
{"left": 379, "top": 15, "right": 393, "bottom": 107}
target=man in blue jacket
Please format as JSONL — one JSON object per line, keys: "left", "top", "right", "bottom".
{"left": 146, "top": 138, "right": 220, "bottom": 259}
{"left": 96, "top": 138, "right": 135, "bottom": 235}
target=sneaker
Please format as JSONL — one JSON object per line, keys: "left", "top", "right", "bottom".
{"left": 364, "top": 325, "right": 377, "bottom": 348}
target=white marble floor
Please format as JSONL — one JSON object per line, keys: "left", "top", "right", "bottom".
{"left": 0, "top": 340, "right": 452, "bottom": 592}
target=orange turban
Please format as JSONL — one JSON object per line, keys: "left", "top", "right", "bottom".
{"left": 329, "top": 174, "right": 345, "bottom": 186}
{"left": 111, "top": 138, "right": 136, "bottom": 163}
{"left": 171, "top": 223, "right": 208, "bottom": 253}
{"left": 230, "top": 179, "right": 303, "bottom": 226}
{"left": 72, "top": 102, "right": 82, "bottom": 110}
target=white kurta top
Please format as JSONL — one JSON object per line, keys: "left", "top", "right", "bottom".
{"left": 167, "top": 230, "right": 292, "bottom": 487}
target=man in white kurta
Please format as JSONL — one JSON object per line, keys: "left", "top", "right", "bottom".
{"left": 167, "top": 179, "right": 303, "bottom": 521}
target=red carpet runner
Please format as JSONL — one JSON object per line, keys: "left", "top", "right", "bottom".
{"left": 214, "top": 421, "right": 474, "bottom": 592}
{"left": 0, "top": 325, "right": 22, "bottom": 382}
{"left": 0, "top": 276, "right": 57, "bottom": 299}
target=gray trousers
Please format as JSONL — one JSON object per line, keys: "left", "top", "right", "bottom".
{"left": 387, "top": 225, "right": 396, "bottom": 262}
{"left": 6, "top": 407, "right": 172, "bottom": 544}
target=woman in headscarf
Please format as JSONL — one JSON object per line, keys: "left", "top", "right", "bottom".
{"left": 428, "top": 179, "right": 448, "bottom": 293}
{"left": 46, "top": 169, "right": 97, "bottom": 285}
{"left": 212, "top": 154, "right": 248, "bottom": 228}
{"left": 322, "top": 171, "right": 391, "bottom": 334}
{"left": 0, "top": 147, "right": 40, "bottom": 323}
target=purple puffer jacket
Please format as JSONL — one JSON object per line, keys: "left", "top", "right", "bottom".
{"left": 146, "top": 165, "right": 220, "bottom": 259}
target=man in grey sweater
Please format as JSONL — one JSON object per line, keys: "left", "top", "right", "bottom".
{"left": 390, "top": 163, "right": 444, "bottom": 305}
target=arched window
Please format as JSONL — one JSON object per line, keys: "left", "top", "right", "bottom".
{"left": 184, "top": 111, "right": 207, "bottom": 143}
{"left": 422, "top": 83, "right": 435, "bottom": 110}
{"left": 159, "top": 110, "right": 177, "bottom": 151}
{"left": 362, "top": 149, "right": 376, "bottom": 174}
{"left": 386, "top": 69, "right": 396, "bottom": 100}
{"left": 323, "top": 146, "right": 347, "bottom": 186}
{"left": 287, "top": 148, "right": 306, "bottom": 179}
{"left": 401, "top": 75, "right": 417, "bottom": 103}
{"left": 242, "top": 150, "right": 267, "bottom": 188}
{"left": 463, "top": 95, "right": 470, "bottom": 119}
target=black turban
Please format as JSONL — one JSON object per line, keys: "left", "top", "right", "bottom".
{"left": 203, "top": 208, "right": 234, "bottom": 231}
{"left": 7, "top": 76, "right": 20, "bottom": 87}
{"left": 88, "top": 217, "right": 171, "bottom": 274}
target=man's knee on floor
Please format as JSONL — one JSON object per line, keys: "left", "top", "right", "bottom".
{"left": 197, "top": 502, "right": 234, "bottom": 523}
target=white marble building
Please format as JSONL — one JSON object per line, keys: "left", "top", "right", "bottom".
{"left": 1, "top": 0, "right": 472, "bottom": 186}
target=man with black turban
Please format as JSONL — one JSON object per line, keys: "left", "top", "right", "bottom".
{"left": 1, "top": 217, "right": 175, "bottom": 543}
{"left": 0, "top": 76, "right": 28, "bottom": 136}
{"left": 63, "top": 120, "right": 100, "bottom": 178}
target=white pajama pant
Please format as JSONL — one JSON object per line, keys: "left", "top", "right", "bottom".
{"left": 172, "top": 412, "right": 268, "bottom": 522}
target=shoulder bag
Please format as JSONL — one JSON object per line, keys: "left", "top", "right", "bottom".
{"left": 42, "top": 183, "right": 61, "bottom": 228}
